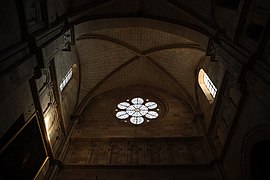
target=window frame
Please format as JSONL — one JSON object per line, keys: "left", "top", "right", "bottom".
{"left": 198, "top": 69, "right": 218, "bottom": 104}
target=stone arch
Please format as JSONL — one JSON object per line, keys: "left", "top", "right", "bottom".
{"left": 241, "top": 126, "right": 270, "bottom": 180}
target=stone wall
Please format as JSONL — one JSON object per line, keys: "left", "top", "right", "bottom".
{"left": 0, "top": 0, "right": 77, "bottom": 178}
{"left": 75, "top": 86, "right": 200, "bottom": 139}
{"left": 56, "top": 166, "right": 217, "bottom": 180}
{"left": 64, "top": 138, "right": 210, "bottom": 165}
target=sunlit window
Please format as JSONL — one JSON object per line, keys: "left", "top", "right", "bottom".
{"left": 59, "top": 68, "right": 72, "bottom": 91}
{"left": 203, "top": 72, "right": 217, "bottom": 98}
{"left": 115, "top": 97, "right": 159, "bottom": 125}
{"left": 198, "top": 69, "right": 217, "bottom": 103}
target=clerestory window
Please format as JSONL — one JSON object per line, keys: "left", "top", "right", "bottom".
{"left": 198, "top": 69, "right": 217, "bottom": 103}
{"left": 59, "top": 68, "right": 72, "bottom": 91}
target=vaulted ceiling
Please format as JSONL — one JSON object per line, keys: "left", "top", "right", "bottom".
{"left": 73, "top": 19, "right": 209, "bottom": 115}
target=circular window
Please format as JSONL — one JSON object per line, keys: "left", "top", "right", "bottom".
{"left": 115, "top": 97, "right": 160, "bottom": 125}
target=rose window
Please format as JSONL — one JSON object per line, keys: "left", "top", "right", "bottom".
{"left": 115, "top": 97, "right": 159, "bottom": 125}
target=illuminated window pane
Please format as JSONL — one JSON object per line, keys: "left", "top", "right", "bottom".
{"left": 126, "top": 105, "right": 136, "bottom": 116}
{"left": 203, "top": 72, "right": 217, "bottom": 98}
{"left": 60, "top": 68, "right": 73, "bottom": 91}
{"left": 138, "top": 105, "right": 148, "bottom": 115}
{"left": 145, "top": 111, "right": 158, "bottom": 119}
{"left": 130, "top": 117, "right": 144, "bottom": 125}
{"left": 145, "top": 102, "right": 157, "bottom": 109}
{"left": 116, "top": 111, "right": 129, "bottom": 119}
{"left": 131, "top": 97, "right": 144, "bottom": 105}
{"left": 198, "top": 69, "right": 218, "bottom": 103}
{"left": 118, "top": 102, "right": 130, "bottom": 109}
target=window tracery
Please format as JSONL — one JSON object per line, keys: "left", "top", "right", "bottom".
{"left": 115, "top": 97, "right": 159, "bottom": 125}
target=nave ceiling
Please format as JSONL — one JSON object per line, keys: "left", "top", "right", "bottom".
{"left": 73, "top": 19, "right": 209, "bottom": 116}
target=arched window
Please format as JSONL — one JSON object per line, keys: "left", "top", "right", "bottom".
{"left": 198, "top": 69, "right": 217, "bottom": 103}
{"left": 59, "top": 67, "right": 73, "bottom": 91}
